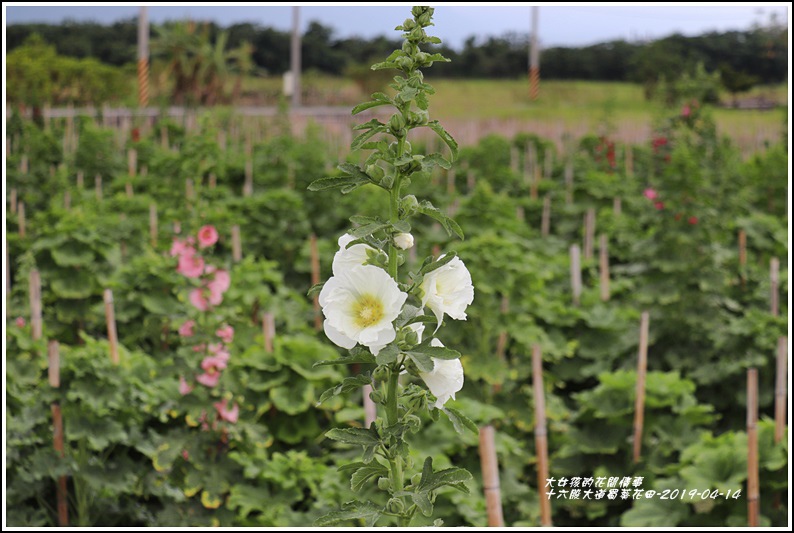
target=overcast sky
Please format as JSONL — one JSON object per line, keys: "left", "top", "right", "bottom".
{"left": 4, "top": 3, "right": 790, "bottom": 49}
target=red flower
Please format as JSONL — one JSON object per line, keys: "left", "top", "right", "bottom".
{"left": 688, "top": 216, "right": 699, "bottom": 225}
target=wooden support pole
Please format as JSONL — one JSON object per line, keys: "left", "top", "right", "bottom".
{"left": 510, "top": 146, "right": 519, "bottom": 174}
{"left": 541, "top": 195, "right": 551, "bottom": 237}
{"left": 515, "top": 205, "right": 525, "bottom": 222}
{"left": 738, "top": 229, "right": 747, "bottom": 267}
{"left": 531, "top": 164, "right": 540, "bottom": 201}
{"left": 564, "top": 158, "right": 573, "bottom": 205}
{"left": 29, "top": 269, "right": 43, "bottom": 341}
{"left": 76, "top": 171, "right": 84, "bottom": 189}
{"left": 21, "top": 154, "right": 28, "bottom": 174}
{"left": 479, "top": 425, "right": 505, "bottom": 527}
{"left": 10, "top": 188, "right": 17, "bottom": 214}
{"left": 632, "top": 311, "right": 650, "bottom": 463}
{"left": 103, "top": 289, "right": 119, "bottom": 365}
{"left": 613, "top": 197, "right": 622, "bottom": 217}
{"left": 18, "top": 202, "right": 26, "bottom": 238}
{"left": 495, "top": 295, "right": 510, "bottom": 361}
{"left": 599, "top": 234, "right": 610, "bottom": 302}
{"left": 209, "top": 172, "right": 217, "bottom": 189}
{"left": 160, "top": 125, "right": 168, "bottom": 150}
{"left": 310, "top": 233, "right": 321, "bottom": 331}
{"left": 95, "top": 175, "right": 102, "bottom": 201}
{"left": 63, "top": 191, "right": 71, "bottom": 211}
{"left": 583, "top": 208, "right": 596, "bottom": 261}
{"left": 362, "top": 384, "right": 377, "bottom": 428}
{"left": 570, "top": 244, "right": 581, "bottom": 306}
{"left": 48, "top": 340, "right": 69, "bottom": 527}
{"left": 231, "top": 225, "right": 242, "bottom": 263}
{"left": 770, "top": 257, "right": 779, "bottom": 316}
{"left": 775, "top": 337, "right": 787, "bottom": 444}
{"left": 262, "top": 312, "right": 275, "bottom": 354}
{"left": 543, "top": 148, "right": 553, "bottom": 180}
{"left": 747, "top": 368, "right": 759, "bottom": 527}
{"left": 149, "top": 204, "right": 158, "bottom": 248}
{"left": 128, "top": 148, "right": 137, "bottom": 176}
{"left": 532, "top": 344, "right": 552, "bottom": 527}
{"left": 244, "top": 159, "right": 253, "bottom": 197}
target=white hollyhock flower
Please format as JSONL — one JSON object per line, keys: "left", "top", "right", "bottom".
{"left": 419, "top": 339, "right": 464, "bottom": 408}
{"left": 394, "top": 232, "right": 414, "bottom": 250}
{"left": 319, "top": 264, "right": 407, "bottom": 354}
{"left": 420, "top": 255, "right": 474, "bottom": 326}
{"left": 333, "top": 233, "right": 376, "bottom": 276}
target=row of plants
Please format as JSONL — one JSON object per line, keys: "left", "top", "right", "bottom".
{"left": 6, "top": 57, "right": 788, "bottom": 525}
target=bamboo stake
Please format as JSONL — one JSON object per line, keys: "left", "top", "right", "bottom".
{"left": 262, "top": 312, "right": 275, "bottom": 353}
{"left": 128, "top": 148, "right": 137, "bottom": 176}
{"left": 209, "top": 172, "right": 217, "bottom": 189}
{"left": 18, "top": 202, "right": 26, "bottom": 238}
{"left": 583, "top": 208, "right": 596, "bottom": 260}
{"left": 310, "top": 233, "right": 321, "bottom": 331}
{"left": 526, "top": 142, "right": 536, "bottom": 188}
{"left": 531, "top": 164, "right": 540, "bottom": 200}
{"left": 510, "top": 146, "right": 519, "bottom": 174}
{"left": 21, "top": 154, "right": 28, "bottom": 174}
{"left": 95, "top": 175, "right": 102, "bottom": 201}
{"left": 613, "top": 197, "right": 622, "bottom": 217}
{"left": 775, "top": 337, "right": 787, "bottom": 444}
{"left": 738, "top": 229, "right": 747, "bottom": 267}
{"left": 467, "top": 170, "right": 475, "bottom": 193}
{"left": 10, "top": 188, "right": 17, "bottom": 214}
{"left": 29, "top": 269, "right": 43, "bottom": 341}
{"left": 632, "top": 311, "right": 650, "bottom": 463}
{"left": 160, "top": 124, "right": 168, "bottom": 150}
{"left": 515, "top": 206, "right": 525, "bottom": 222}
{"left": 770, "top": 257, "right": 779, "bottom": 316}
{"left": 50, "top": 165, "right": 56, "bottom": 178}
{"left": 495, "top": 295, "right": 509, "bottom": 360}
{"left": 147, "top": 204, "right": 157, "bottom": 247}
{"left": 532, "top": 344, "right": 552, "bottom": 527}
{"left": 541, "top": 195, "right": 551, "bottom": 237}
{"left": 48, "top": 341, "right": 69, "bottom": 527}
{"left": 103, "top": 289, "right": 119, "bottom": 365}
{"left": 747, "top": 368, "right": 759, "bottom": 527}
{"left": 64, "top": 191, "right": 71, "bottom": 211}
{"left": 244, "top": 158, "right": 253, "bottom": 197}
{"left": 141, "top": 165, "right": 148, "bottom": 177}
{"left": 570, "top": 244, "right": 581, "bottom": 306}
{"left": 232, "top": 225, "right": 242, "bottom": 263}
{"left": 479, "top": 425, "right": 505, "bottom": 527}
{"left": 599, "top": 234, "right": 610, "bottom": 302}
{"left": 564, "top": 158, "right": 573, "bottom": 205}
{"left": 76, "top": 171, "right": 84, "bottom": 189}
{"left": 362, "top": 384, "right": 377, "bottom": 427}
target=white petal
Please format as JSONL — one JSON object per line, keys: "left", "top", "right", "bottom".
{"left": 419, "top": 357, "right": 464, "bottom": 409}
{"left": 323, "top": 321, "right": 357, "bottom": 350}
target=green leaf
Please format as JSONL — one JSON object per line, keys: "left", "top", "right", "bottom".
{"left": 442, "top": 407, "right": 479, "bottom": 434}
{"left": 317, "top": 374, "right": 373, "bottom": 404}
{"left": 50, "top": 242, "right": 95, "bottom": 266}
{"left": 412, "top": 491, "right": 433, "bottom": 516}
{"left": 314, "top": 353, "right": 376, "bottom": 367}
{"left": 351, "top": 126, "right": 385, "bottom": 152}
{"left": 326, "top": 427, "right": 380, "bottom": 446}
{"left": 351, "top": 93, "right": 393, "bottom": 115}
{"left": 269, "top": 380, "right": 315, "bottom": 415}
{"left": 315, "top": 501, "right": 383, "bottom": 526}
{"left": 426, "top": 120, "right": 458, "bottom": 160}
{"left": 406, "top": 351, "right": 434, "bottom": 373}
{"left": 307, "top": 281, "right": 325, "bottom": 298}
{"left": 141, "top": 293, "right": 178, "bottom": 315}
{"left": 420, "top": 466, "right": 473, "bottom": 493}
{"left": 308, "top": 175, "right": 369, "bottom": 192}
{"left": 410, "top": 343, "right": 461, "bottom": 360}
{"left": 418, "top": 201, "right": 464, "bottom": 240}
{"left": 422, "top": 153, "right": 451, "bottom": 170}
{"left": 419, "top": 249, "right": 457, "bottom": 274}
{"left": 350, "top": 463, "right": 389, "bottom": 491}
{"left": 375, "top": 343, "right": 399, "bottom": 365}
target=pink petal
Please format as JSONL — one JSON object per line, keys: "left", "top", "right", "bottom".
{"left": 196, "top": 372, "right": 220, "bottom": 388}
{"left": 198, "top": 225, "right": 219, "bottom": 248}
{"left": 189, "top": 288, "right": 209, "bottom": 311}
{"left": 178, "top": 320, "right": 195, "bottom": 337}
{"left": 179, "top": 376, "right": 194, "bottom": 395}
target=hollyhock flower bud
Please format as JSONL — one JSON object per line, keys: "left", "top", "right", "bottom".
{"left": 394, "top": 233, "right": 414, "bottom": 250}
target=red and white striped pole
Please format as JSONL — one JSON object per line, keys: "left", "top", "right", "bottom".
{"left": 529, "top": 7, "right": 540, "bottom": 101}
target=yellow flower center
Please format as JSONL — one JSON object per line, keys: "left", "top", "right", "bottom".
{"left": 352, "top": 294, "right": 384, "bottom": 328}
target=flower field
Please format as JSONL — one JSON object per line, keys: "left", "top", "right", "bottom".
{"left": 4, "top": 8, "right": 790, "bottom": 527}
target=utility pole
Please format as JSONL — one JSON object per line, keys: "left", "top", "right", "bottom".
{"left": 529, "top": 6, "right": 540, "bottom": 100}
{"left": 291, "top": 6, "right": 302, "bottom": 107}
{"left": 138, "top": 6, "right": 150, "bottom": 108}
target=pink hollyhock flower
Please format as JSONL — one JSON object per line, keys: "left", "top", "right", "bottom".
{"left": 207, "top": 270, "right": 231, "bottom": 306}
{"left": 208, "top": 343, "right": 231, "bottom": 365}
{"left": 170, "top": 237, "right": 196, "bottom": 258}
{"left": 178, "top": 320, "right": 195, "bottom": 337}
{"left": 15, "top": 317, "right": 26, "bottom": 327}
{"left": 197, "top": 225, "right": 219, "bottom": 248}
{"left": 643, "top": 188, "right": 658, "bottom": 200}
{"left": 654, "top": 201, "right": 665, "bottom": 210}
{"left": 216, "top": 324, "right": 234, "bottom": 344}
{"left": 177, "top": 253, "right": 205, "bottom": 278}
{"left": 202, "top": 354, "right": 228, "bottom": 372}
{"left": 192, "top": 343, "right": 206, "bottom": 353}
{"left": 681, "top": 105, "right": 691, "bottom": 118}
{"left": 189, "top": 288, "right": 209, "bottom": 311}
{"left": 181, "top": 450, "right": 189, "bottom": 460}
{"left": 179, "top": 376, "right": 194, "bottom": 395}
{"left": 196, "top": 371, "right": 220, "bottom": 388}
{"left": 214, "top": 399, "right": 240, "bottom": 424}
{"left": 688, "top": 216, "right": 699, "bottom": 225}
